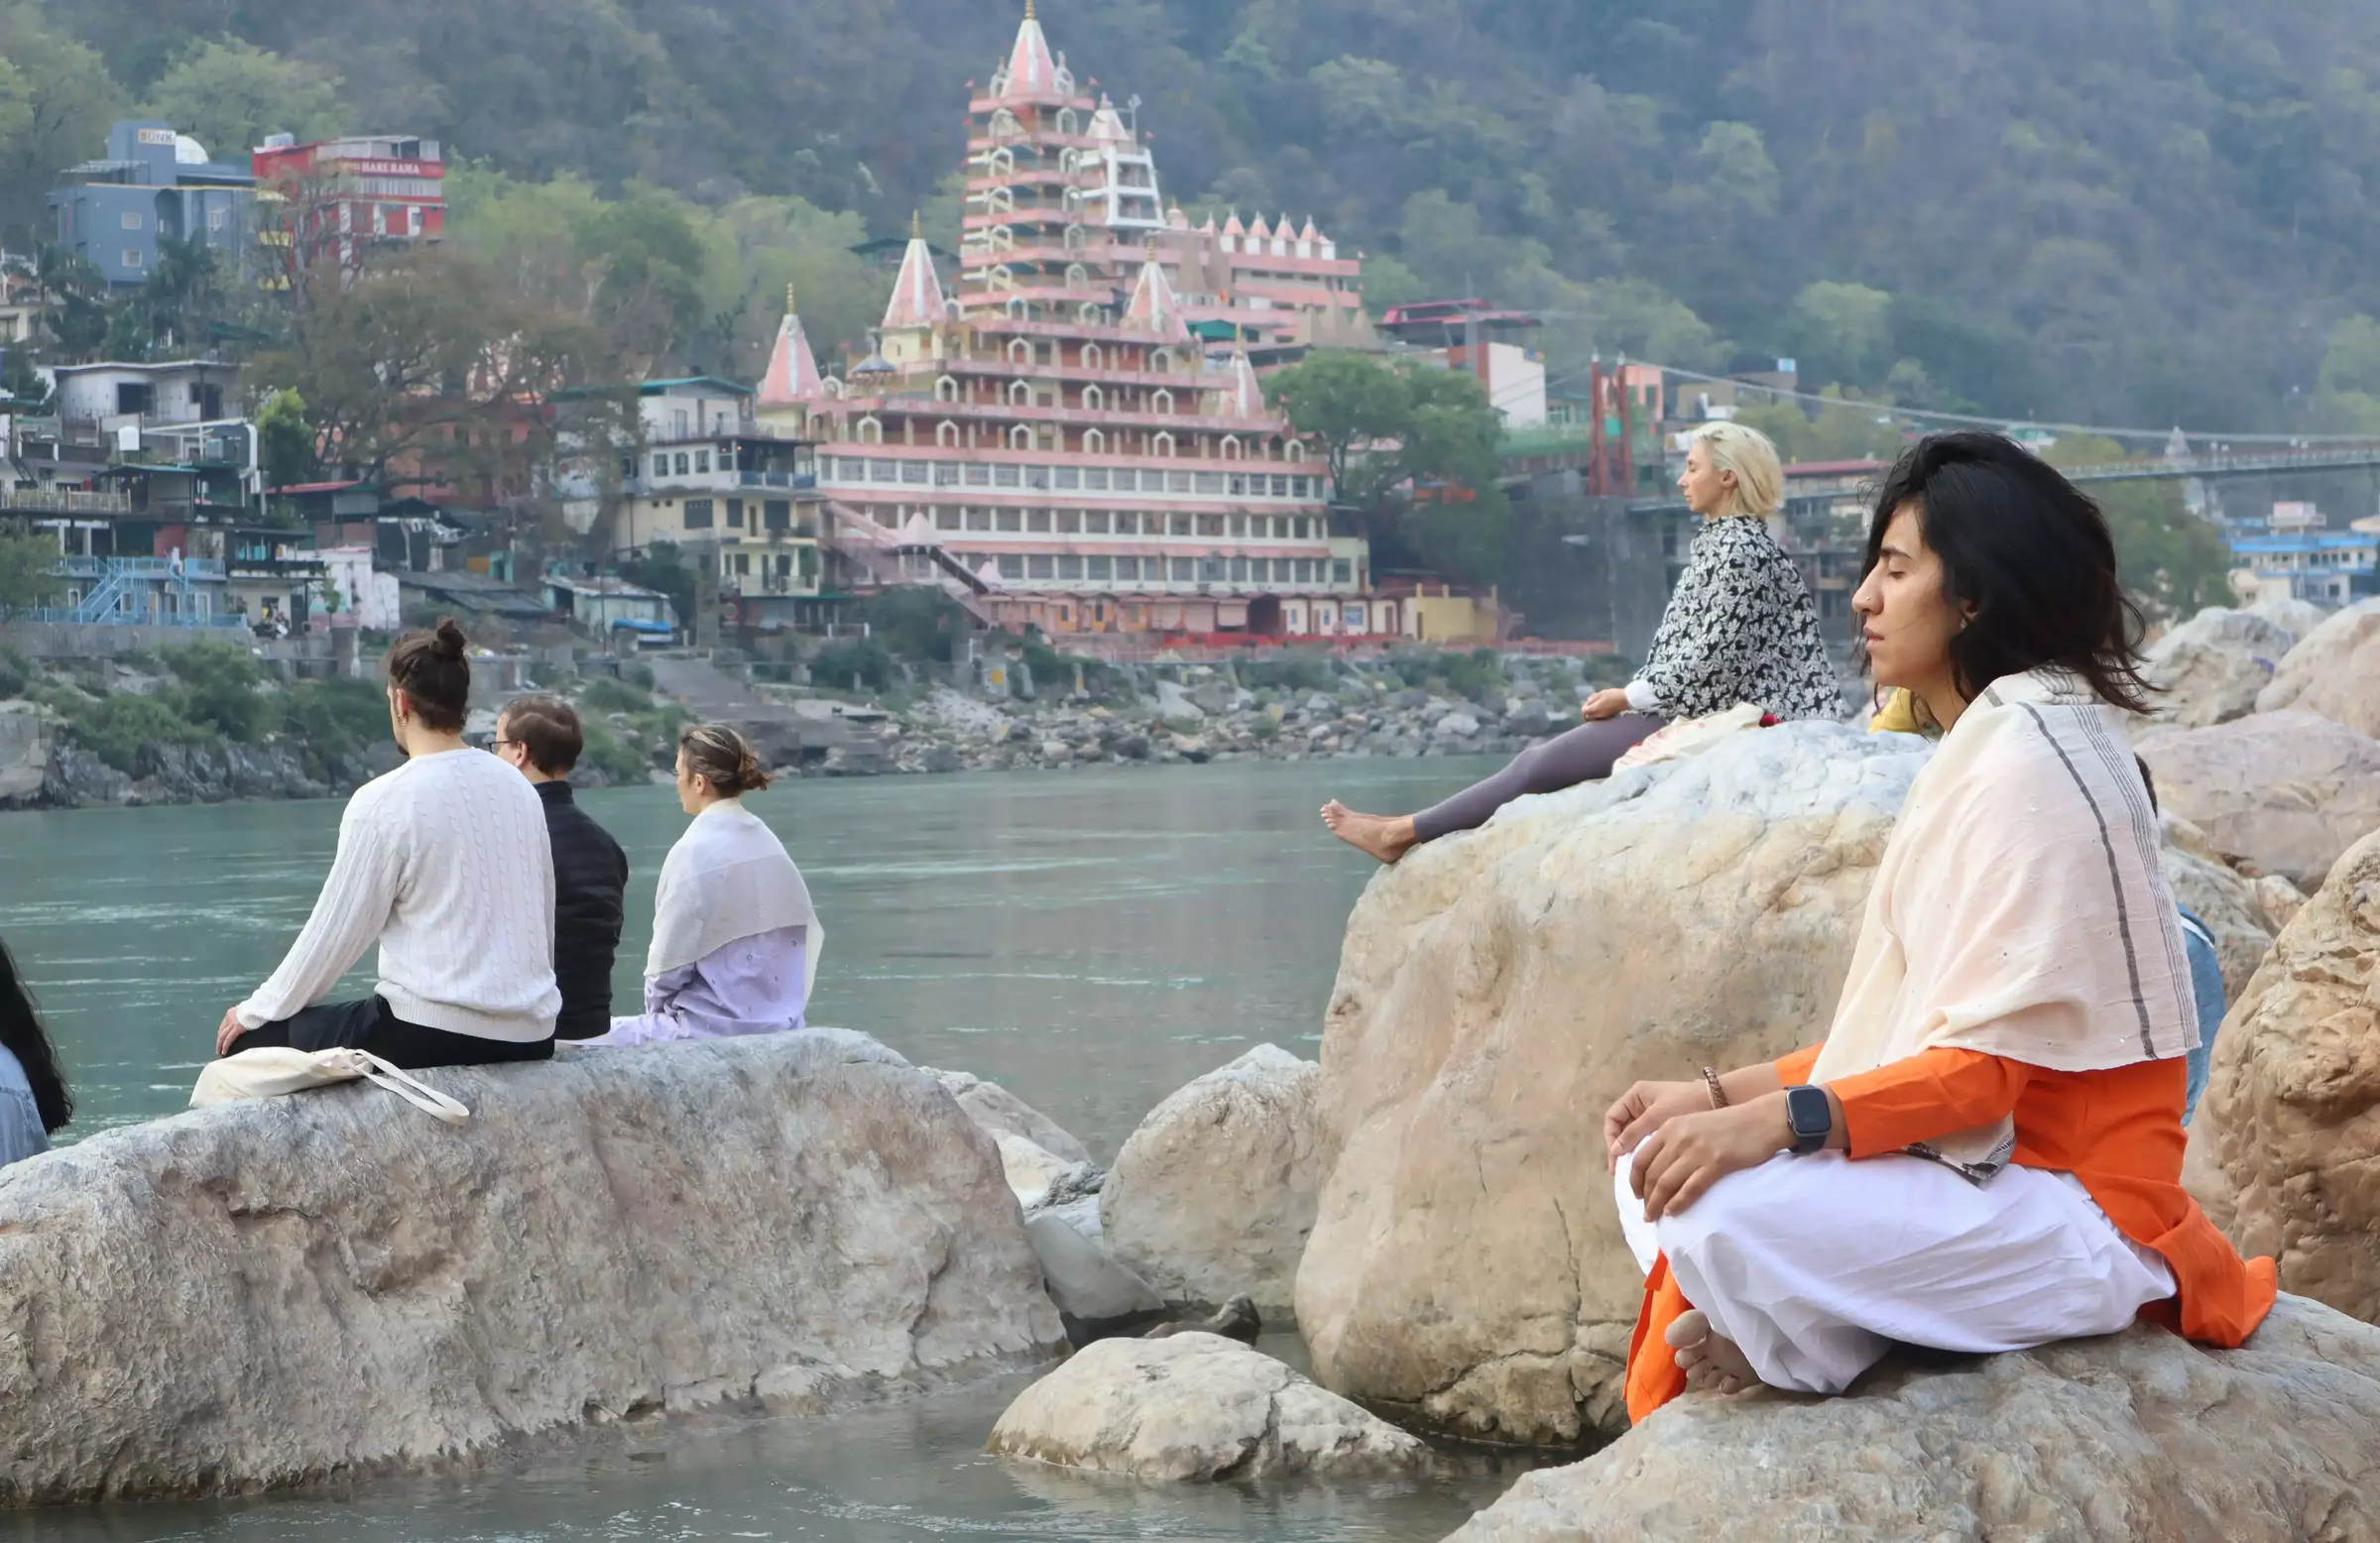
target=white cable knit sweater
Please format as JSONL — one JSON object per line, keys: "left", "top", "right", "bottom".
{"left": 235, "top": 748, "right": 561, "bottom": 1040}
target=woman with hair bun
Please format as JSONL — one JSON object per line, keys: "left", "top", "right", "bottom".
{"left": 590, "top": 724, "right": 822, "bottom": 1046}
{"left": 217, "top": 618, "right": 561, "bottom": 1067}
{"left": 1322, "top": 419, "right": 1842, "bottom": 864}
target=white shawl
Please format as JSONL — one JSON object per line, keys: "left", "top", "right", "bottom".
{"left": 1809, "top": 668, "right": 2197, "bottom": 1176}
{"left": 647, "top": 799, "right": 822, "bottom": 1002}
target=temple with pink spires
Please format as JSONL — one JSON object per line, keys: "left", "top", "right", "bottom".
{"left": 753, "top": 1, "right": 1403, "bottom": 646}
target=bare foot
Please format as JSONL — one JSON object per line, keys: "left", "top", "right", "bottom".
{"left": 1322, "top": 801, "right": 1418, "bottom": 865}
{"left": 1665, "top": 1308, "right": 1760, "bottom": 1395}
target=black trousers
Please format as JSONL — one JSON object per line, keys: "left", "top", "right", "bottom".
{"left": 229, "top": 997, "right": 555, "bottom": 1071}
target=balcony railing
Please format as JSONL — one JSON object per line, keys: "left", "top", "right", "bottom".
{"left": 1, "top": 488, "right": 133, "bottom": 514}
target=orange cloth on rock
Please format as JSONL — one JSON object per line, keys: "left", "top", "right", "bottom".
{"left": 1622, "top": 1043, "right": 2277, "bottom": 1423}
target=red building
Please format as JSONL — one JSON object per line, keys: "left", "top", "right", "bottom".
{"left": 251, "top": 133, "right": 445, "bottom": 277}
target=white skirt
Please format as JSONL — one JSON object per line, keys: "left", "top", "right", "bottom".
{"left": 1613, "top": 1147, "right": 2177, "bottom": 1395}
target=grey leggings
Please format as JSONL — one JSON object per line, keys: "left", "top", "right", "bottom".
{"left": 1410, "top": 713, "right": 1667, "bottom": 844}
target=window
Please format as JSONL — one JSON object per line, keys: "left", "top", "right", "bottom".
{"left": 933, "top": 462, "right": 960, "bottom": 485}
{"left": 1056, "top": 510, "right": 1081, "bottom": 534}
{"left": 997, "top": 508, "right": 1022, "bottom": 532}
{"left": 997, "top": 553, "right": 1024, "bottom": 579}
{"left": 1168, "top": 471, "right": 1192, "bottom": 493}
{"left": 1057, "top": 555, "right": 1082, "bottom": 579}
{"left": 674, "top": 452, "right": 691, "bottom": 475}
{"left": 764, "top": 499, "right": 791, "bottom": 532}
{"left": 623, "top": 456, "right": 638, "bottom": 478}
{"left": 1333, "top": 559, "right": 1354, "bottom": 584}
{"left": 734, "top": 552, "right": 752, "bottom": 575}
{"left": 1084, "top": 511, "right": 1111, "bottom": 534}
{"left": 672, "top": 411, "right": 690, "bottom": 437}
{"left": 966, "top": 508, "right": 992, "bottom": 531}
{"left": 1293, "top": 477, "right": 1315, "bottom": 498}
{"left": 937, "top": 507, "right": 962, "bottom": 531}
{"left": 994, "top": 465, "right": 1021, "bottom": 488}
{"left": 1055, "top": 467, "right": 1080, "bottom": 490}
{"left": 965, "top": 464, "right": 991, "bottom": 487}
{"left": 1027, "top": 509, "right": 1052, "bottom": 533}
{"left": 1294, "top": 517, "right": 1313, "bottom": 539}
{"left": 1271, "top": 475, "right": 1290, "bottom": 497}
{"left": 1169, "top": 514, "right": 1193, "bottom": 536}
{"left": 1115, "top": 512, "right": 1138, "bottom": 534}
{"left": 1027, "top": 554, "right": 1054, "bottom": 579}
{"left": 1195, "top": 472, "right": 1224, "bottom": 493}
{"left": 684, "top": 499, "right": 715, "bottom": 530}
{"left": 870, "top": 459, "right": 897, "bottom": 482}
{"left": 1088, "top": 555, "right": 1112, "bottom": 580}
{"left": 208, "top": 206, "right": 227, "bottom": 232}
{"left": 777, "top": 554, "right": 793, "bottom": 577}
{"left": 1296, "top": 558, "right": 1316, "bottom": 582}
{"left": 1200, "top": 558, "right": 1226, "bottom": 583}
{"left": 726, "top": 498, "right": 744, "bottom": 529}
{"left": 1083, "top": 468, "right": 1109, "bottom": 490}
{"left": 1197, "top": 514, "right": 1224, "bottom": 536}
{"left": 1249, "top": 516, "right": 1268, "bottom": 538}
{"left": 901, "top": 461, "right": 928, "bottom": 484}
{"left": 1230, "top": 474, "right": 1249, "bottom": 496}
{"left": 121, "top": 211, "right": 142, "bottom": 230}
{"left": 1170, "top": 557, "right": 1196, "bottom": 582}
{"left": 696, "top": 450, "right": 712, "bottom": 473}
{"left": 1231, "top": 556, "right": 1249, "bottom": 581}
{"left": 123, "top": 248, "right": 144, "bottom": 269}
{"left": 836, "top": 456, "right": 866, "bottom": 480}
{"left": 1027, "top": 465, "right": 1052, "bottom": 489}
{"left": 1230, "top": 515, "right": 1247, "bottom": 536}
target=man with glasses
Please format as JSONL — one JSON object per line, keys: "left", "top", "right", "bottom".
{"left": 494, "top": 695, "right": 629, "bottom": 1041}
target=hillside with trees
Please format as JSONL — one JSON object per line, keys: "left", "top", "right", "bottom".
{"left": 6, "top": 0, "right": 2380, "bottom": 433}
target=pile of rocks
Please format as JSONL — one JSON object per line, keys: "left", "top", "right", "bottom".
{"left": 869, "top": 662, "right": 1605, "bottom": 776}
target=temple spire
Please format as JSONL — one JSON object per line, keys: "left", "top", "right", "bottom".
{"left": 759, "top": 291, "right": 824, "bottom": 409}
{"left": 882, "top": 220, "right": 947, "bottom": 331}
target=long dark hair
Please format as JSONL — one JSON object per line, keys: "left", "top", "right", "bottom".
{"left": 0, "top": 940, "right": 73, "bottom": 1134}
{"left": 385, "top": 617, "right": 471, "bottom": 732}
{"left": 1863, "top": 432, "right": 2154, "bottom": 712}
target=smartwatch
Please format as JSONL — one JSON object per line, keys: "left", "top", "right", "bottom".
{"left": 1784, "top": 1084, "right": 1832, "bottom": 1154}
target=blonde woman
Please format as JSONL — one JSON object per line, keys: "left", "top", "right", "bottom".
{"left": 1324, "top": 422, "right": 1842, "bottom": 864}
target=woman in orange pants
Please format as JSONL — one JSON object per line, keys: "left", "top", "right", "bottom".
{"left": 1603, "top": 431, "right": 2274, "bottom": 1418}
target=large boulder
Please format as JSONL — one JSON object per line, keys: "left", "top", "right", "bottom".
{"left": 1103, "top": 1044, "right": 1321, "bottom": 1314}
{"left": 2160, "top": 812, "right": 2277, "bottom": 1000}
{"left": 2136, "top": 710, "right": 2380, "bottom": 890}
{"left": 2140, "top": 606, "right": 2297, "bottom": 730}
{"left": 2245, "top": 592, "right": 2331, "bottom": 643}
{"left": 2255, "top": 595, "right": 2380, "bottom": 738}
{"left": 932, "top": 1069, "right": 1092, "bottom": 1164}
{"left": 1021, "top": 1211, "right": 1165, "bottom": 1333}
{"left": 0, "top": 1029, "right": 1065, "bottom": 1503}
{"left": 1444, "top": 1295, "right": 2380, "bottom": 1542}
{"left": 1298, "top": 724, "right": 1933, "bottom": 1444}
{"left": 986, "top": 1331, "right": 1430, "bottom": 1482}
{"left": 2193, "top": 828, "right": 2380, "bottom": 1323}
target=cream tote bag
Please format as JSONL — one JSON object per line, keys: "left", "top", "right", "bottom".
{"left": 190, "top": 1047, "right": 471, "bottom": 1125}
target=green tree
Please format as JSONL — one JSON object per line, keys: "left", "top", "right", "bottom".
{"left": 254, "top": 387, "right": 315, "bottom": 491}
{"left": 1786, "top": 282, "right": 1895, "bottom": 390}
{"left": 2042, "top": 436, "right": 2234, "bottom": 618}
{"left": 0, "top": 6, "right": 119, "bottom": 246}
{"left": 1267, "top": 348, "right": 1413, "bottom": 507}
{"left": 0, "top": 528, "right": 60, "bottom": 610}
{"left": 140, "top": 39, "right": 344, "bottom": 161}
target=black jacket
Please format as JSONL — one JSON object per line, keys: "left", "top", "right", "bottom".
{"left": 536, "top": 780, "right": 629, "bottom": 1039}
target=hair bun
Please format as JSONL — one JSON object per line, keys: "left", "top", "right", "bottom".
{"left": 432, "top": 617, "right": 467, "bottom": 659}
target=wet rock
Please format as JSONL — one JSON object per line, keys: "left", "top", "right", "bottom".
{"left": 2195, "top": 828, "right": 2380, "bottom": 1323}
{"left": 2255, "top": 595, "right": 2380, "bottom": 737}
{"left": 2160, "top": 813, "right": 2278, "bottom": 1001}
{"left": 986, "top": 1332, "right": 1431, "bottom": 1482}
{"left": 1104, "top": 1045, "right": 1321, "bottom": 1314}
{"left": 1022, "top": 1211, "right": 1166, "bottom": 1336}
{"left": 2137, "top": 710, "right": 2380, "bottom": 890}
{"left": 1143, "top": 1293, "right": 1262, "bottom": 1345}
{"left": 918, "top": 745, "right": 962, "bottom": 773}
{"left": 0, "top": 1029, "right": 1065, "bottom": 1503}
{"left": 1446, "top": 1296, "right": 2380, "bottom": 1543}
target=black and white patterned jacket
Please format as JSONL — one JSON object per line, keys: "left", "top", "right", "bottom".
{"left": 1634, "top": 515, "right": 1842, "bottom": 721}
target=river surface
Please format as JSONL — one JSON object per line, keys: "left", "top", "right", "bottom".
{"left": 0, "top": 758, "right": 1549, "bottom": 1543}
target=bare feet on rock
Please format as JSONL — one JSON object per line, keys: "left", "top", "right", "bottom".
{"left": 1322, "top": 801, "right": 1419, "bottom": 865}
{"left": 1666, "top": 1308, "right": 1760, "bottom": 1395}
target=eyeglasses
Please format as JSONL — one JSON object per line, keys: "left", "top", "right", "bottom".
{"left": 492, "top": 738, "right": 520, "bottom": 751}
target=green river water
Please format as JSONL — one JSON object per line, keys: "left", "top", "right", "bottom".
{"left": 0, "top": 757, "right": 1554, "bottom": 1542}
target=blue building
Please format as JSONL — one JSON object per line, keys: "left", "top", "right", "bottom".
{"left": 47, "top": 121, "right": 258, "bottom": 290}
{"left": 2228, "top": 530, "right": 2380, "bottom": 608}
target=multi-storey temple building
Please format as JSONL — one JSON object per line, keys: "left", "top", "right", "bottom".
{"left": 756, "top": 2, "right": 1398, "bottom": 643}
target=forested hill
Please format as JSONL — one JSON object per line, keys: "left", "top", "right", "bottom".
{"left": 8, "top": 0, "right": 2380, "bottom": 431}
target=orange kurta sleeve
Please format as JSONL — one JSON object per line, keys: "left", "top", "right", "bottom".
{"left": 1821, "top": 1045, "right": 2030, "bottom": 1157}
{"left": 1773, "top": 1043, "right": 1823, "bottom": 1084}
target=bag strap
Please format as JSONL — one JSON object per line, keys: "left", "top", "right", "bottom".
{"left": 352, "top": 1052, "right": 472, "bottom": 1126}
